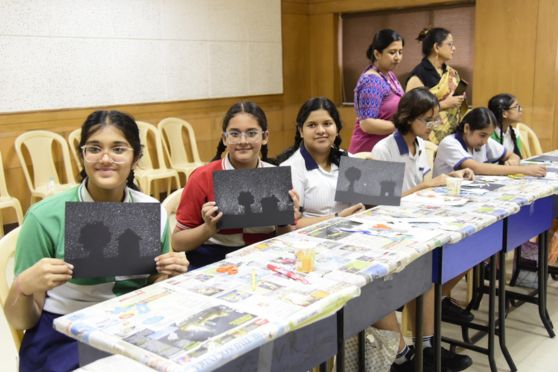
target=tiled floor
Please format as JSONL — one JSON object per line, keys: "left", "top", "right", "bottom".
{"left": 2, "top": 270, "right": 557, "bottom": 371}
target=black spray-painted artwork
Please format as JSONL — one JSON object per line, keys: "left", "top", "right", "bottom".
{"left": 213, "top": 166, "right": 294, "bottom": 229}
{"left": 65, "top": 202, "right": 161, "bottom": 278}
{"left": 335, "top": 157, "right": 405, "bottom": 206}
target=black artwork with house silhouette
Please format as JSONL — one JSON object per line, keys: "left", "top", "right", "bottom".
{"left": 219, "top": 191, "right": 292, "bottom": 229}
{"left": 65, "top": 202, "right": 160, "bottom": 278}
{"left": 335, "top": 157, "right": 404, "bottom": 206}
{"left": 213, "top": 167, "right": 294, "bottom": 229}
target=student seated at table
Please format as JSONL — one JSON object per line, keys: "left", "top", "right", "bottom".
{"left": 371, "top": 88, "right": 473, "bottom": 371}
{"left": 172, "top": 102, "right": 299, "bottom": 270}
{"left": 433, "top": 107, "right": 546, "bottom": 178}
{"left": 4, "top": 111, "right": 189, "bottom": 372}
{"left": 487, "top": 93, "right": 524, "bottom": 159}
{"left": 277, "top": 96, "right": 470, "bottom": 371}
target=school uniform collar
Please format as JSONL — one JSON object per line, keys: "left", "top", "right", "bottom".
{"left": 299, "top": 144, "right": 319, "bottom": 171}
{"left": 393, "top": 130, "right": 420, "bottom": 156}
{"left": 223, "top": 154, "right": 263, "bottom": 170}
{"left": 77, "top": 180, "right": 132, "bottom": 203}
{"left": 454, "top": 132, "right": 470, "bottom": 152}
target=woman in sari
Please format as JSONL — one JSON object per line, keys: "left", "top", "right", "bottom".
{"left": 406, "top": 27, "right": 467, "bottom": 144}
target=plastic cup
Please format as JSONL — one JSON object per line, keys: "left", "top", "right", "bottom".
{"left": 296, "top": 248, "right": 316, "bottom": 273}
{"left": 446, "top": 176, "right": 462, "bottom": 196}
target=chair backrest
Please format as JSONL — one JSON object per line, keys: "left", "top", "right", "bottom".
{"left": 161, "top": 188, "right": 184, "bottom": 234}
{"left": 158, "top": 118, "right": 202, "bottom": 165}
{"left": 0, "top": 227, "right": 24, "bottom": 349}
{"left": 67, "top": 128, "right": 82, "bottom": 173}
{"left": 15, "top": 130, "right": 76, "bottom": 192}
{"left": 515, "top": 123, "right": 543, "bottom": 158}
{"left": 136, "top": 121, "right": 169, "bottom": 171}
{"left": 424, "top": 140, "right": 438, "bottom": 182}
{"left": 0, "top": 152, "right": 13, "bottom": 199}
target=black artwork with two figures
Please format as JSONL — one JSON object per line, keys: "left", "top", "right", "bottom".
{"left": 65, "top": 202, "right": 161, "bottom": 278}
{"left": 213, "top": 166, "right": 294, "bottom": 229}
{"left": 335, "top": 157, "right": 405, "bottom": 206}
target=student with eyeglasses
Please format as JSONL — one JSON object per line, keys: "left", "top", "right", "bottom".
{"left": 434, "top": 107, "right": 546, "bottom": 177}
{"left": 172, "top": 102, "right": 300, "bottom": 270}
{"left": 5, "top": 111, "right": 189, "bottom": 371}
{"left": 406, "top": 27, "right": 467, "bottom": 145}
{"left": 373, "top": 88, "right": 474, "bottom": 195}
{"left": 372, "top": 88, "right": 475, "bottom": 372}
{"left": 488, "top": 94, "right": 525, "bottom": 159}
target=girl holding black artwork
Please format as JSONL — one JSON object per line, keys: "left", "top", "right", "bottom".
{"left": 372, "top": 87, "right": 474, "bottom": 195}
{"left": 172, "top": 102, "right": 300, "bottom": 270}
{"left": 5, "top": 110, "right": 188, "bottom": 371}
{"left": 277, "top": 97, "right": 366, "bottom": 228}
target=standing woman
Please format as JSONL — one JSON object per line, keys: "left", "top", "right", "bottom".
{"left": 5, "top": 111, "right": 188, "bottom": 371}
{"left": 487, "top": 93, "right": 524, "bottom": 160}
{"left": 349, "top": 29, "right": 405, "bottom": 153}
{"left": 406, "top": 27, "right": 466, "bottom": 144}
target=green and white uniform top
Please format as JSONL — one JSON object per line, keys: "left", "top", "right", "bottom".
{"left": 15, "top": 182, "right": 170, "bottom": 315}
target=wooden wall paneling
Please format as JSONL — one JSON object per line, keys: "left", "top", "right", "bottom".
{"left": 531, "top": 0, "right": 558, "bottom": 151}
{"left": 308, "top": 0, "right": 472, "bottom": 14}
{"left": 472, "top": 0, "right": 539, "bottom": 125}
{"left": 309, "top": 13, "right": 339, "bottom": 101}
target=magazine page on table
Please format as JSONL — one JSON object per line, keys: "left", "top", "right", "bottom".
{"left": 54, "top": 259, "right": 360, "bottom": 372}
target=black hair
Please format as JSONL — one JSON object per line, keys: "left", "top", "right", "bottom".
{"left": 276, "top": 97, "right": 344, "bottom": 166}
{"left": 488, "top": 93, "right": 522, "bottom": 158}
{"left": 393, "top": 87, "right": 439, "bottom": 135}
{"left": 455, "top": 107, "right": 497, "bottom": 134}
{"left": 416, "top": 27, "right": 451, "bottom": 56}
{"left": 366, "top": 29, "right": 404, "bottom": 63}
{"left": 212, "top": 101, "right": 271, "bottom": 163}
{"left": 78, "top": 110, "right": 142, "bottom": 191}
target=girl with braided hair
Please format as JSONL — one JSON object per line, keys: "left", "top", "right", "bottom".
{"left": 172, "top": 102, "right": 299, "bottom": 270}
{"left": 487, "top": 94, "right": 524, "bottom": 160}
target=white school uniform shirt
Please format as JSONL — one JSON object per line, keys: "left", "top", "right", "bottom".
{"left": 371, "top": 131, "right": 431, "bottom": 193}
{"left": 493, "top": 127, "right": 519, "bottom": 155}
{"left": 433, "top": 133, "right": 506, "bottom": 177}
{"left": 280, "top": 145, "right": 349, "bottom": 217}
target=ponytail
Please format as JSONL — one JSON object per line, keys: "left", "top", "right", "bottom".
{"left": 212, "top": 140, "right": 227, "bottom": 161}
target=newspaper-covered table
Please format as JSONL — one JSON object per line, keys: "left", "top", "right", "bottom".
{"left": 53, "top": 171, "right": 558, "bottom": 371}
{"left": 54, "top": 254, "right": 359, "bottom": 372}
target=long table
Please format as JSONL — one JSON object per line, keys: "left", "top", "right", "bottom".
{"left": 53, "top": 171, "right": 558, "bottom": 371}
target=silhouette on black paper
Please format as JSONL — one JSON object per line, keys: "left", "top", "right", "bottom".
{"left": 238, "top": 191, "right": 255, "bottom": 215}
{"left": 380, "top": 180, "right": 396, "bottom": 198}
{"left": 345, "top": 167, "right": 362, "bottom": 193}
{"left": 335, "top": 157, "right": 404, "bottom": 206}
{"left": 213, "top": 167, "right": 294, "bottom": 229}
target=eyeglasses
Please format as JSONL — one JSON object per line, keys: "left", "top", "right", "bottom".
{"left": 418, "top": 117, "right": 443, "bottom": 129}
{"left": 508, "top": 104, "right": 522, "bottom": 112}
{"left": 81, "top": 145, "right": 134, "bottom": 164}
{"left": 223, "top": 129, "right": 266, "bottom": 144}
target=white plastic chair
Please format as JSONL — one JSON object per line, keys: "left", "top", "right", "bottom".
{"left": 157, "top": 118, "right": 204, "bottom": 183}
{"left": 15, "top": 130, "right": 77, "bottom": 204}
{"left": 135, "top": 121, "right": 181, "bottom": 199}
{"left": 0, "top": 152, "right": 23, "bottom": 236}
{"left": 0, "top": 227, "right": 24, "bottom": 350}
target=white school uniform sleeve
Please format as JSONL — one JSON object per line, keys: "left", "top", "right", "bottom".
{"left": 280, "top": 157, "right": 306, "bottom": 209}
{"left": 433, "top": 135, "right": 472, "bottom": 177}
{"left": 371, "top": 140, "right": 389, "bottom": 161}
{"left": 485, "top": 137, "right": 507, "bottom": 163}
